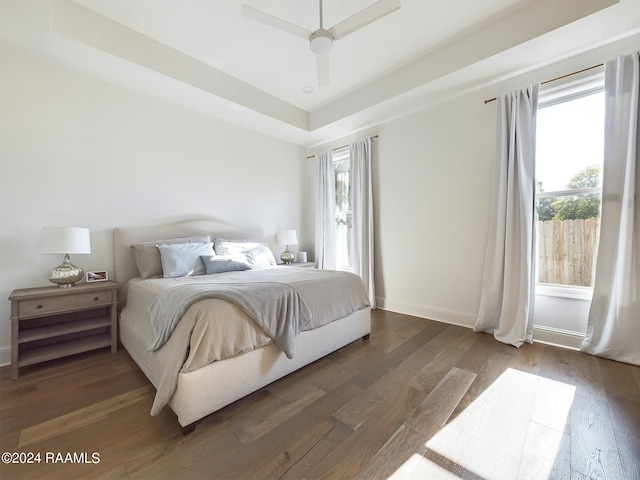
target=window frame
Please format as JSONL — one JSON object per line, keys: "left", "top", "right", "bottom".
{"left": 534, "top": 68, "right": 604, "bottom": 299}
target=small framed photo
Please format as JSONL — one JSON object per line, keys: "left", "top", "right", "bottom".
{"left": 86, "top": 270, "right": 108, "bottom": 283}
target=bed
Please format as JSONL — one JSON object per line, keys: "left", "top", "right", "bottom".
{"left": 114, "top": 218, "right": 371, "bottom": 433}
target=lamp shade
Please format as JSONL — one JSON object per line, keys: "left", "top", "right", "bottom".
{"left": 41, "top": 227, "right": 91, "bottom": 254}
{"left": 277, "top": 230, "right": 298, "bottom": 246}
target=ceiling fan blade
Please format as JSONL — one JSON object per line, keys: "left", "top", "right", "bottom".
{"left": 241, "top": 5, "right": 312, "bottom": 40}
{"left": 316, "top": 54, "right": 330, "bottom": 86}
{"left": 329, "top": 0, "right": 401, "bottom": 40}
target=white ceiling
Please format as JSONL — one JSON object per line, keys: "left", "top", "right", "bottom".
{"left": 1, "top": 0, "right": 640, "bottom": 146}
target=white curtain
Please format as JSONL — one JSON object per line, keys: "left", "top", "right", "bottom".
{"left": 581, "top": 52, "right": 640, "bottom": 366}
{"left": 474, "top": 85, "right": 539, "bottom": 347}
{"left": 350, "top": 138, "right": 376, "bottom": 308}
{"left": 315, "top": 150, "right": 336, "bottom": 270}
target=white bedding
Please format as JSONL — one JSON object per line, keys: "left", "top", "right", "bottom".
{"left": 119, "top": 266, "right": 370, "bottom": 414}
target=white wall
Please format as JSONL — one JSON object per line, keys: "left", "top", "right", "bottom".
{"left": 373, "top": 94, "right": 493, "bottom": 327}
{"left": 0, "top": 43, "right": 305, "bottom": 364}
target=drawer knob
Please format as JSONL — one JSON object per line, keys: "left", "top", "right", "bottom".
{"left": 93, "top": 297, "right": 99, "bottom": 301}
{"left": 36, "top": 304, "right": 43, "bottom": 309}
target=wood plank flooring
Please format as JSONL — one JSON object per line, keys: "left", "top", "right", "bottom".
{"left": 1, "top": 309, "right": 639, "bottom": 479}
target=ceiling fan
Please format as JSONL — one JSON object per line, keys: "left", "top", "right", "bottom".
{"left": 242, "top": 0, "right": 401, "bottom": 87}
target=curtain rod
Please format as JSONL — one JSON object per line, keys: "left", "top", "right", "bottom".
{"left": 483, "top": 63, "right": 604, "bottom": 104}
{"left": 306, "top": 135, "right": 378, "bottom": 159}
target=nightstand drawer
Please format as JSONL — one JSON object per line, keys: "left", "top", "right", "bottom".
{"left": 18, "top": 290, "right": 114, "bottom": 317}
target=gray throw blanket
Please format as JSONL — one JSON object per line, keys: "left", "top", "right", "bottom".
{"left": 148, "top": 282, "right": 312, "bottom": 359}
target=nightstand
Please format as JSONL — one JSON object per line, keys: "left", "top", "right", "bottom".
{"left": 280, "top": 262, "right": 316, "bottom": 268}
{"left": 9, "top": 280, "right": 118, "bottom": 379}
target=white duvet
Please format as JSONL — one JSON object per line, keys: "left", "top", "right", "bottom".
{"left": 119, "top": 266, "right": 369, "bottom": 414}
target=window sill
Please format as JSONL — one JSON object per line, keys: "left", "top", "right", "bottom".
{"left": 535, "top": 284, "right": 593, "bottom": 301}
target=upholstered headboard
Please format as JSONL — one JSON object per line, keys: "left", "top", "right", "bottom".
{"left": 113, "top": 218, "right": 264, "bottom": 287}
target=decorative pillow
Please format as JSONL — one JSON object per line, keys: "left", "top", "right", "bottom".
{"left": 244, "top": 244, "right": 277, "bottom": 269}
{"left": 131, "top": 235, "right": 211, "bottom": 279}
{"left": 214, "top": 238, "right": 263, "bottom": 256}
{"left": 157, "top": 242, "right": 214, "bottom": 278}
{"left": 201, "top": 255, "right": 252, "bottom": 274}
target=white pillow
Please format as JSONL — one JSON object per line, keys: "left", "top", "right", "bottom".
{"left": 157, "top": 242, "right": 214, "bottom": 278}
{"left": 214, "top": 238, "right": 263, "bottom": 256}
{"left": 245, "top": 244, "right": 277, "bottom": 269}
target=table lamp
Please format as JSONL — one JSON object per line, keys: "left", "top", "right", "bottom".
{"left": 41, "top": 226, "right": 91, "bottom": 287}
{"left": 277, "top": 230, "right": 298, "bottom": 264}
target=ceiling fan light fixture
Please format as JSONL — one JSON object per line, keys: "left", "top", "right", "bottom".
{"left": 309, "top": 29, "right": 333, "bottom": 54}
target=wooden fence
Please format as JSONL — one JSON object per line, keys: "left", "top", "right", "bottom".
{"left": 537, "top": 218, "right": 600, "bottom": 287}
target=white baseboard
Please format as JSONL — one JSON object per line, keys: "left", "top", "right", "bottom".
{"left": 532, "top": 325, "right": 585, "bottom": 350}
{"left": 376, "top": 297, "right": 585, "bottom": 351}
{"left": 375, "top": 297, "right": 477, "bottom": 329}
{"left": 0, "top": 344, "right": 11, "bottom": 367}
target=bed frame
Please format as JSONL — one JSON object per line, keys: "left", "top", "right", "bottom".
{"left": 113, "top": 217, "right": 371, "bottom": 433}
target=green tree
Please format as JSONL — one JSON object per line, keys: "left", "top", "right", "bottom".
{"left": 552, "top": 165, "right": 601, "bottom": 220}
{"left": 566, "top": 164, "right": 601, "bottom": 189}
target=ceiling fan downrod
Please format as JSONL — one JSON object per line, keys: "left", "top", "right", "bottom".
{"left": 310, "top": 0, "right": 334, "bottom": 54}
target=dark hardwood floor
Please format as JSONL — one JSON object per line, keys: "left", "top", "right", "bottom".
{"left": 1, "top": 309, "right": 639, "bottom": 479}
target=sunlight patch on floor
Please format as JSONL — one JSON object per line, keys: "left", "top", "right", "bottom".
{"left": 424, "top": 368, "right": 576, "bottom": 479}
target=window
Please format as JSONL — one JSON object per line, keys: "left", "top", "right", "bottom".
{"left": 333, "top": 147, "right": 352, "bottom": 271}
{"left": 535, "top": 71, "right": 604, "bottom": 295}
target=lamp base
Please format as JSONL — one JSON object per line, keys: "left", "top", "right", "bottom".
{"left": 49, "top": 254, "right": 84, "bottom": 287}
{"left": 280, "top": 246, "right": 295, "bottom": 265}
